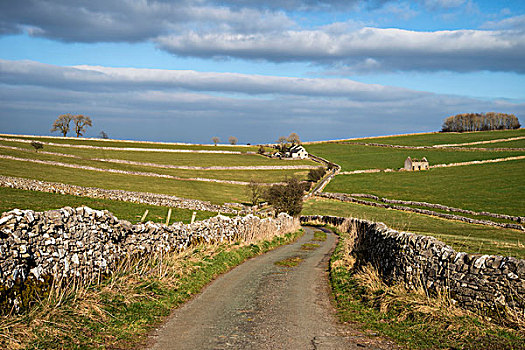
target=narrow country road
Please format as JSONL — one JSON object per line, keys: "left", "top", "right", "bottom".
{"left": 148, "top": 227, "right": 396, "bottom": 350}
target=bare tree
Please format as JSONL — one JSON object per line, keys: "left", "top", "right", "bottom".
{"left": 287, "top": 132, "right": 301, "bottom": 145}
{"left": 99, "top": 130, "right": 109, "bottom": 139}
{"left": 277, "top": 136, "right": 288, "bottom": 151}
{"left": 212, "top": 136, "right": 220, "bottom": 146}
{"left": 30, "top": 141, "right": 43, "bottom": 152}
{"left": 228, "top": 136, "right": 238, "bottom": 145}
{"left": 51, "top": 114, "right": 73, "bottom": 136}
{"left": 72, "top": 115, "right": 92, "bottom": 137}
{"left": 247, "top": 180, "right": 264, "bottom": 206}
{"left": 264, "top": 177, "right": 307, "bottom": 217}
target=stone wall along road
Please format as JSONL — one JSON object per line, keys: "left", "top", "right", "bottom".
{"left": 301, "top": 215, "right": 525, "bottom": 315}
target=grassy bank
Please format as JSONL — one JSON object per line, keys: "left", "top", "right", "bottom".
{"left": 0, "top": 187, "right": 224, "bottom": 224}
{"left": 303, "top": 198, "right": 525, "bottom": 258}
{"left": 328, "top": 226, "right": 525, "bottom": 349}
{"left": 0, "top": 229, "right": 304, "bottom": 349}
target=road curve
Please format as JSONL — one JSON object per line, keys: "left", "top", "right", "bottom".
{"left": 148, "top": 227, "right": 395, "bottom": 350}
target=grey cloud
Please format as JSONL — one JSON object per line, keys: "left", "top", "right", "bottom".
{"left": 0, "top": 59, "right": 427, "bottom": 100}
{"left": 208, "top": 0, "right": 393, "bottom": 11}
{"left": 0, "top": 0, "right": 292, "bottom": 42}
{"left": 1, "top": 60, "right": 523, "bottom": 143}
{"left": 156, "top": 27, "right": 525, "bottom": 73}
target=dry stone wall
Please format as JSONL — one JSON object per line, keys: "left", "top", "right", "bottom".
{"left": 348, "top": 193, "right": 524, "bottom": 223}
{"left": 0, "top": 207, "right": 296, "bottom": 311}
{"left": 301, "top": 215, "right": 525, "bottom": 313}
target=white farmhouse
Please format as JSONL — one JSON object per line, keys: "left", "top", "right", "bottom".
{"left": 288, "top": 145, "right": 309, "bottom": 159}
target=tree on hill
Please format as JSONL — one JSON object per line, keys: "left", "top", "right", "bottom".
{"left": 287, "top": 132, "right": 301, "bottom": 145}
{"left": 99, "top": 131, "right": 109, "bottom": 139}
{"left": 442, "top": 113, "right": 520, "bottom": 132}
{"left": 277, "top": 136, "right": 288, "bottom": 151}
{"left": 264, "top": 177, "right": 307, "bottom": 217}
{"left": 212, "top": 136, "right": 220, "bottom": 146}
{"left": 51, "top": 114, "right": 73, "bottom": 136}
{"left": 73, "top": 115, "right": 92, "bottom": 137}
{"left": 228, "top": 136, "right": 238, "bottom": 145}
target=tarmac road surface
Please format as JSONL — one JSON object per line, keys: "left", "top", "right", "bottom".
{"left": 149, "top": 226, "right": 396, "bottom": 350}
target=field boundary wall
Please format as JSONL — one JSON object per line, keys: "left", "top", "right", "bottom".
{"left": 0, "top": 207, "right": 297, "bottom": 311}
{"left": 301, "top": 215, "right": 525, "bottom": 314}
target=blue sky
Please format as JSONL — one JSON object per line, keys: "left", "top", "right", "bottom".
{"left": 1, "top": 0, "right": 524, "bottom": 143}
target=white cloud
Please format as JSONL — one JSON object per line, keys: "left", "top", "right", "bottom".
{"left": 157, "top": 27, "right": 525, "bottom": 73}
{"left": 483, "top": 14, "right": 525, "bottom": 31}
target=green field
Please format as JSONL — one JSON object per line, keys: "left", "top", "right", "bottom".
{"left": 0, "top": 147, "right": 308, "bottom": 183}
{"left": 0, "top": 158, "right": 250, "bottom": 204}
{"left": 462, "top": 139, "right": 525, "bottom": 149}
{"left": 330, "top": 129, "right": 525, "bottom": 146}
{"left": 0, "top": 139, "right": 315, "bottom": 167}
{"left": 325, "top": 159, "right": 525, "bottom": 216}
{"left": 303, "top": 198, "right": 525, "bottom": 258}
{"left": 0, "top": 187, "right": 221, "bottom": 224}
{"left": 0, "top": 135, "right": 319, "bottom": 205}
{"left": 0, "top": 134, "right": 258, "bottom": 152}
{"left": 305, "top": 142, "right": 524, "bottom": 171}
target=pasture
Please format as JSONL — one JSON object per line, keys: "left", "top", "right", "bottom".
{"left": 326, "top": 128, "right": 525, "bottom": 146}
{"left": 305, "top": 142, "right": 524, "bottom": 171}
{"left": 0, "top": 134, "right": 319, "bottom": 205}
{"left": 303, "top": 198, "right": 524, "bottom": 258}
{"left": 325, "top": 159, "right": 524, "bottom": 216}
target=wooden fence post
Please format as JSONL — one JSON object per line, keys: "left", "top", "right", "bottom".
{"left": 166, "top": 208, "right": 172, "bottom": 225}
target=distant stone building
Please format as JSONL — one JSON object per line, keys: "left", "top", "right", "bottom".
{"left": 404, "top": 156, "right": 429, "bottom": 171}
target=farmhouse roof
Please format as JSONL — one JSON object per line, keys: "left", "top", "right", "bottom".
{"left": 290, "top": 145, "right": 306, "bottom": 153}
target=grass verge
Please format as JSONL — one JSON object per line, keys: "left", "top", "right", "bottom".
{"left": 312, "top": 230, "right": 327, "bottom": 241}
{"left": 0, "top": 229, "right": 304, "bottom": 349}
{"left": 301, "top": 243, "right": 320, "bottom": 250}
{"left": 328, "top": 225, "right": 525, "bottom": 350}
{"left": 274, "top": 256, "right": 304, "bottom": 267}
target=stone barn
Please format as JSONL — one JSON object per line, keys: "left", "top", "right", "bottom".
{"left": 404, "top": 156, "right": 429, "bottom": 171}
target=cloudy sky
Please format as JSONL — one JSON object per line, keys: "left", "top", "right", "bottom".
{"left": 1, "top": 0, "right": 524, "bottom": 143}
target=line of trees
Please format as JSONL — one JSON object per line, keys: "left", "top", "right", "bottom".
{"left": 51, "top": 114, "right": 93, "bottom": 137}
{"left": 441, "top": 112, "right": 520, "bottom": 132}
{"left": 211, "top": 136, "right": 239, "bottom": 145}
